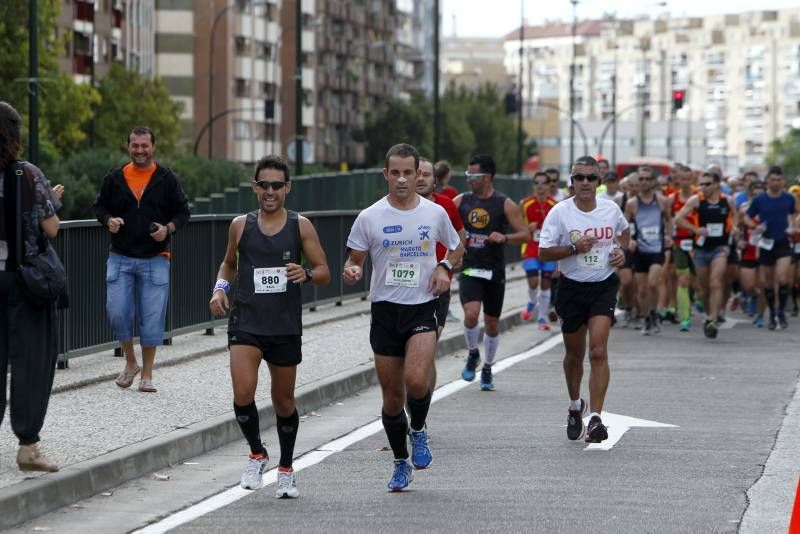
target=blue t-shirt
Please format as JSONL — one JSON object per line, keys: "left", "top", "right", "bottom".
{"left": 746, "top": 192, "right": 796, "bottom": 241}
{"left": 734, "top": 191, "right": 749, "bottom": 208}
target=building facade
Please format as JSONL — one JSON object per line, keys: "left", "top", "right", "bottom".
{"left": 504, "top": 8, "right": 800, "bottom": 171}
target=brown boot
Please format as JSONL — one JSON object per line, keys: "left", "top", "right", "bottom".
{"left": 17, "top": 443, "right": 59, "bottom": 473}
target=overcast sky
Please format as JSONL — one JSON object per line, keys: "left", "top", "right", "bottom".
{"left": 442, "top": 0, "right": 800, "bottom": 38}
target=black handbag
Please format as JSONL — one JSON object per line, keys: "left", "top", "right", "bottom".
{"left": 14, "top": 162, "right": 69, "bottom": 304}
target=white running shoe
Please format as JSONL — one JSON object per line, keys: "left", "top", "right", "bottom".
{"left": 276, "top": 469, "right": 299, "bottom": 498}
{"left": 240, "top": 453, "right": 268, "bottom": 490}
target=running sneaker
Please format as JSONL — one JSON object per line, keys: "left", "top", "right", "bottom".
{"left": 716, "top": 314, "right": 726, "bottom": 324}
{"left": 664, "top": 310, "right": 679, "bottom": 324}
{"left": 768, "top": 315, "right": 777, "bottom": 331}
{"left": 754, "top": 315, "right": 765, "bottom": 328}
{"left": 521, "top": 309, "right": 533, "bottom": 321}
{"left": 679, "top": 319, "right": 691, "bottom": 332}
{"left": 620, "top": 309, "right": 633, "bottom": 328}
{"left": 537, "top": 317, "right": 551, "bottom": 331}
{"left": 479, "top": 366, "right": 495, "bottom": 391}
{"left": 791, "top": 305, "right": 799, "bottom": 318}
{"left": 729, "top": 295, "right": 740, "bottom": 312}
{"left": 703, "top": 320, "right": 718, "bottom": 339}
{"left": 461, "top": 349, "right": 480, "bottom": 381}
{"left": 275, "top": 468, "right": 299, "bottom": 498}
{"left": 387, "top": 460, "right": 414, "bottom": 492}
{"left": 585, "top": 415, "right": 609, "bottom": 443}
{"left": 778, "top": 312, "right": 788, "bottom": 330}
{"left": 642, "top": 315, "right": 652, "bottom": 336}
{"left": 548, "top": 310, "right": 559, "bottom": 323}
{"left": 566, "top": 399, "right": 587, "bottom": 441}
{"left": 650, "top": 312, "right": 661, "bottom": 334}
{"left": 409, "top": 427, "right": 432, "bottom": 469}
{"left": 240, "top": 451, "right": 269, "bottom": 490}
{"left": 694, "top": 299, "right": 705, "bottom": 314}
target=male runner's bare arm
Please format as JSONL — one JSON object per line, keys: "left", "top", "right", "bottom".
{"left": 489, "top": 198, "right": 531, "bottom": 245}
{"left": 343, "top": 249, "right": 368, "bottom": 285}
{"left": 289, "top": 216, "right": 331, "bottom": 285}
{"left": 209, "top": 216, "right": 246, "bottom": 316}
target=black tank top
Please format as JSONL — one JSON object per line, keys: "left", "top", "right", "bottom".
{"left": 696, "top": 195, "right": 731, "bottom": 250}
{"left": 459, "top": 191, "right": 508, "bottom": 278}
{"left": 229, "top": 210, "right": 303, "bottom": 336}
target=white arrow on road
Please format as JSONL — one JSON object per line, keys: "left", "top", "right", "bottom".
{"left": 583, "top": 412, "right": 677, "bottom": 451}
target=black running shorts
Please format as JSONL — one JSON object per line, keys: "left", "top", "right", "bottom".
{"left": 458, "top": 274, "right": 505, "bottom": 317}
{"left": 370, "top": 300, "right": 438, "bottom": 357}
{"left": 228, "top": 331, "right": 302, "bottom": 366}
{"left": 555, "top": 274, "right": 620, "bottom": 334}
{"left": 435, "top": 289, "right": 452, "bottom": 330}
{"left": 633, "top": 252, "right": 665, "bottom": 273}
{"left": 758, "top": 239, "right": 792, "bottom": 266}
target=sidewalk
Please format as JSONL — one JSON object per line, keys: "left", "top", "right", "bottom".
{"left": 0, "top": 265, "right": 551, "bottom": 528}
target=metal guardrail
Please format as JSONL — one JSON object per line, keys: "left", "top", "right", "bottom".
{"left": 52, "top": 211, "right": 371, "bottom": 364}
{"left": 53, "top": 209, "right": 522, "bottom": 364}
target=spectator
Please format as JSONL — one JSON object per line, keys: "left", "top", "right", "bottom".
{"left": 434, "top": 160, "right": 458, "bottom": 199}
{"left": 93, "top": 127, "right": 190, "bottom": 393}
{"left": 0, "top": 101, "right": 63, "bottom": 472}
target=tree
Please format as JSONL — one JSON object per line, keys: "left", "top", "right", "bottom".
{"left": 0, "top": 1, "right": 99, "bottom": 158}
{"left": 95, "top": 64, "right": 183, "bottom": 156}
{"left": 359, "top": 93, "right": 433, "bottom": 166}
{"left": 766, "top": 128, "right": 800, "bottom": 182}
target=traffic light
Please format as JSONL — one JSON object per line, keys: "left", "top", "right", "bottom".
{"left": 672, "top": 89, "right": 685, "bottom": 111}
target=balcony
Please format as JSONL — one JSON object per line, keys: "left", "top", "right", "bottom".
{"left": 112, "top": 7, "right": 122, "bottom": 28}
{"left": 73, "top": 52, "right": 93, "bottom": 75}
{"left": 75, "top": 0, "right": 93, "bottom": 22}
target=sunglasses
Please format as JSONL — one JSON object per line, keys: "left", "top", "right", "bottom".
{"left": 571, "top": 174, "right": 599, "bottom": 183}
{"left": 698, "top": 182, "right": 713, "bottom": 187}
{"left": 465, "top": 172, "right": 488, "bottom": 181}
{"left": 534, "top": 180, "right": 549, "bottom": 186}
{"left": 255, "top": 180, "right": 288, "bottom": 191}
{"left": 640, "top": 176, "right": 656, "bottom": 181}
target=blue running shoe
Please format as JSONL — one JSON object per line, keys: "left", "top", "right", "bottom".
{"left": 479, "top": 366, "right": 495, "bottom": 391}
{"left": 679, "top": 319, "right": 691, "bottom": 332}
{"left": 387, "top": 460, "right": 414, "bottom": 492}
{"left": 409, "top": 427, "right": 432, "bottom": 469}
{"left": 754, "top": 314, "right": 764, "bottom": 328}
{"left": 461, "top": 349, "right": 480, "bottom": 381}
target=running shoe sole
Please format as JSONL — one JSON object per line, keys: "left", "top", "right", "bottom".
{"left": 585, "top": 421, "right": 609, "bottom": 443}
{"left": 566, "top": 399, "right": 588, "bottom": 441}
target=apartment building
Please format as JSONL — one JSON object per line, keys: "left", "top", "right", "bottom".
{"left": 57, "top": 0, "right": 150, "bottom": 84}
{"left": 443, "top": 36, "right": 508, "bottom": 91}
{"left": 504, "top": 8, "right": 800, "bottom": 170}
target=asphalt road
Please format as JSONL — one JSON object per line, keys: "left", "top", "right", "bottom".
{"left": 14, "top": 314, "right": 800, "bottom": 533}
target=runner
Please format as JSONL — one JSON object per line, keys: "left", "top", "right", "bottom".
{"left": 416, "top": 157, "right": 466, "bottom": 342}
{"left": 790, "top": 184, "right": 800, "bottom": 316}
{"left": 209, "top": 155, "right": 331, "bottom": 497}
{"left": 743, "top": 166, "right": 799, "bottom": 330}
{"left": 738, "top": 181, "right": 767, "bottom": 327}
{"left": 519, "top": 172, "right": 557, "bottom": 330}
{"left": 616, "top": 173, "right": 639, "bottom": 327}
{"left": 455, "top": 154, "right": 530, "bottom": 391}
{"left": 597, "top": 173, "right": 624, "bottom": 208}
{"left": 343, "top": 143, "right": 463, "bottom": 492}
{"left": 545, "top": 167, "right": 569, "bottom": 202}
{"left": 668, "top": 164, "right": 698, "bottom": 331}
{"left": 538, "top": 156, "right": 629, "bottom": 443}
{"left": 675, "top": 170, "right": 738, "bottom": 338}
{"left": 623, "top": 166, "right": 673, "bottom": 335}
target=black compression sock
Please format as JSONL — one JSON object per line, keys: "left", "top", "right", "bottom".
{"left": 778, "top": 284, "right": 790, "bottom": 313}
{"left": 234, "top": 402, "right": 266, "bottom": 456}
{"left": 276, "top": 409, "right": 299, "bottom": 468}
{"left": 407, "top": 390, "right": 432, "bottom": 432}
{"left": 381, "top": 410, "right": 409, "bottom": 460}
{"left": 764, "top": 287, "right": 776, "bottom": 317}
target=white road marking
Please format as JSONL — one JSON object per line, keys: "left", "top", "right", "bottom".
{"left": 133, "top": 335, "right": 563, "bottom": 533}
{"left": 583, "top": 412, "right": 678, "bottom": 451}
{"left": 719, "top": 318, "right": 747, "bottom": 330}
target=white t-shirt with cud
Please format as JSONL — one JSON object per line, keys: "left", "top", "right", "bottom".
{"left": 347, "top": 195, "right": 461, "bottom": 305}
{"left": 539, "top": 197, "right": 629, "bottom": 283}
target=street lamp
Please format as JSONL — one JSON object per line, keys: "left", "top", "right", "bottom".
{"left": 569, "top": 0, "right": 578, "bottom": 164}
{"left": 516, "top": 0, "right": 525, "bottom": 175}
{"left": 207, "top": 0, "right": 272, "bottom": 160}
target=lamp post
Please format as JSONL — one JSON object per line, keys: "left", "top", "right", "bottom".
{"left": 207, "top": 1, "right": 272, "bottom": 160}
{"left": 569, "top": 0, "right": 578, "bottom": 164}
{"left": 28, "top": 0, "right": 39, "bottom": 165}
{"left": 433, "top": 0, "right": 440, "bottom": 163}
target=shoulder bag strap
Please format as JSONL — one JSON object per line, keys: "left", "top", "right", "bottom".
{"left": 15, "top": 162, "right": 24, "bottom": 267}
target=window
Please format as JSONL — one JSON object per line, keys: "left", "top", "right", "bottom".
{"left": 234, "top": 121, "right": 250, "bottom": 140}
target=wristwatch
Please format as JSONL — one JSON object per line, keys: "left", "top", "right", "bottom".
{"left": 569, "top": 244, "right": 577, "bottom": 256}
{"left": 437, "top": 259, "right": 453, "bottom": 273}
{"left": 303, "top": 267, "right": 314, "bottom": 283}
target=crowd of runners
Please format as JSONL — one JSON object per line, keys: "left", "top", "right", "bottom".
{"left": 208, "top": 143, "right": 799, "bottom": 496}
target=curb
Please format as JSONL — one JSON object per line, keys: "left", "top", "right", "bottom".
{"left": 0, "top": 300, "right": 551, "bottom": 530}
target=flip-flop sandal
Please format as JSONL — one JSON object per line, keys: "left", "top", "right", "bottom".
{"left": 138, "top": 379, "right": 157, "bottom": 393}
{"left": 115, "top": 366, "right": 141, "bottom": 389}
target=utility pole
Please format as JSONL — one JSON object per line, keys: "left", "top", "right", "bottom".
{"left": 433, "top": 0, "right": 440, "bottom": 163}
{"left": 611, "top": 72, "right": 617, "bottom": 169}
{"left": 295, "top": 0, "right": 303, "bottom": 175}
{"left": 28, "top": 0, "right": 39, "bottom": 165}
{"left": 516, "top": 0, "right": 524, "bottom": 175}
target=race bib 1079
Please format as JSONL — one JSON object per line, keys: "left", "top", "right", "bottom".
{"left": 386, "top": 261, "right": 420, "bottom": 287}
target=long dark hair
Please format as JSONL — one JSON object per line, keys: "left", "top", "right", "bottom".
{"left": 0, "top": 101, "right": 22, "bottom": 170}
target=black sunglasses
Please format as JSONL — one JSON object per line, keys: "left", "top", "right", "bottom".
{"left": 534, "top": 180, "right": 549, "bottom": 185}
{"left": 698, "top": 182, "right": 714, "bottom": 187}
{"left": 255, "top": 180, "right": 288, "bottom": 191}
{"left": 571, "top": 174, "right": 599, "bottom": 183}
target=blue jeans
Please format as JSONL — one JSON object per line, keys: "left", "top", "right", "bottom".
{"left": 106, "top": 254, "right": 169, "bottom": 347}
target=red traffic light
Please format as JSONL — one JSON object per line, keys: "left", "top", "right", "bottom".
{"left": 672, "top": 90, "right": 685, "bottom": 110}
